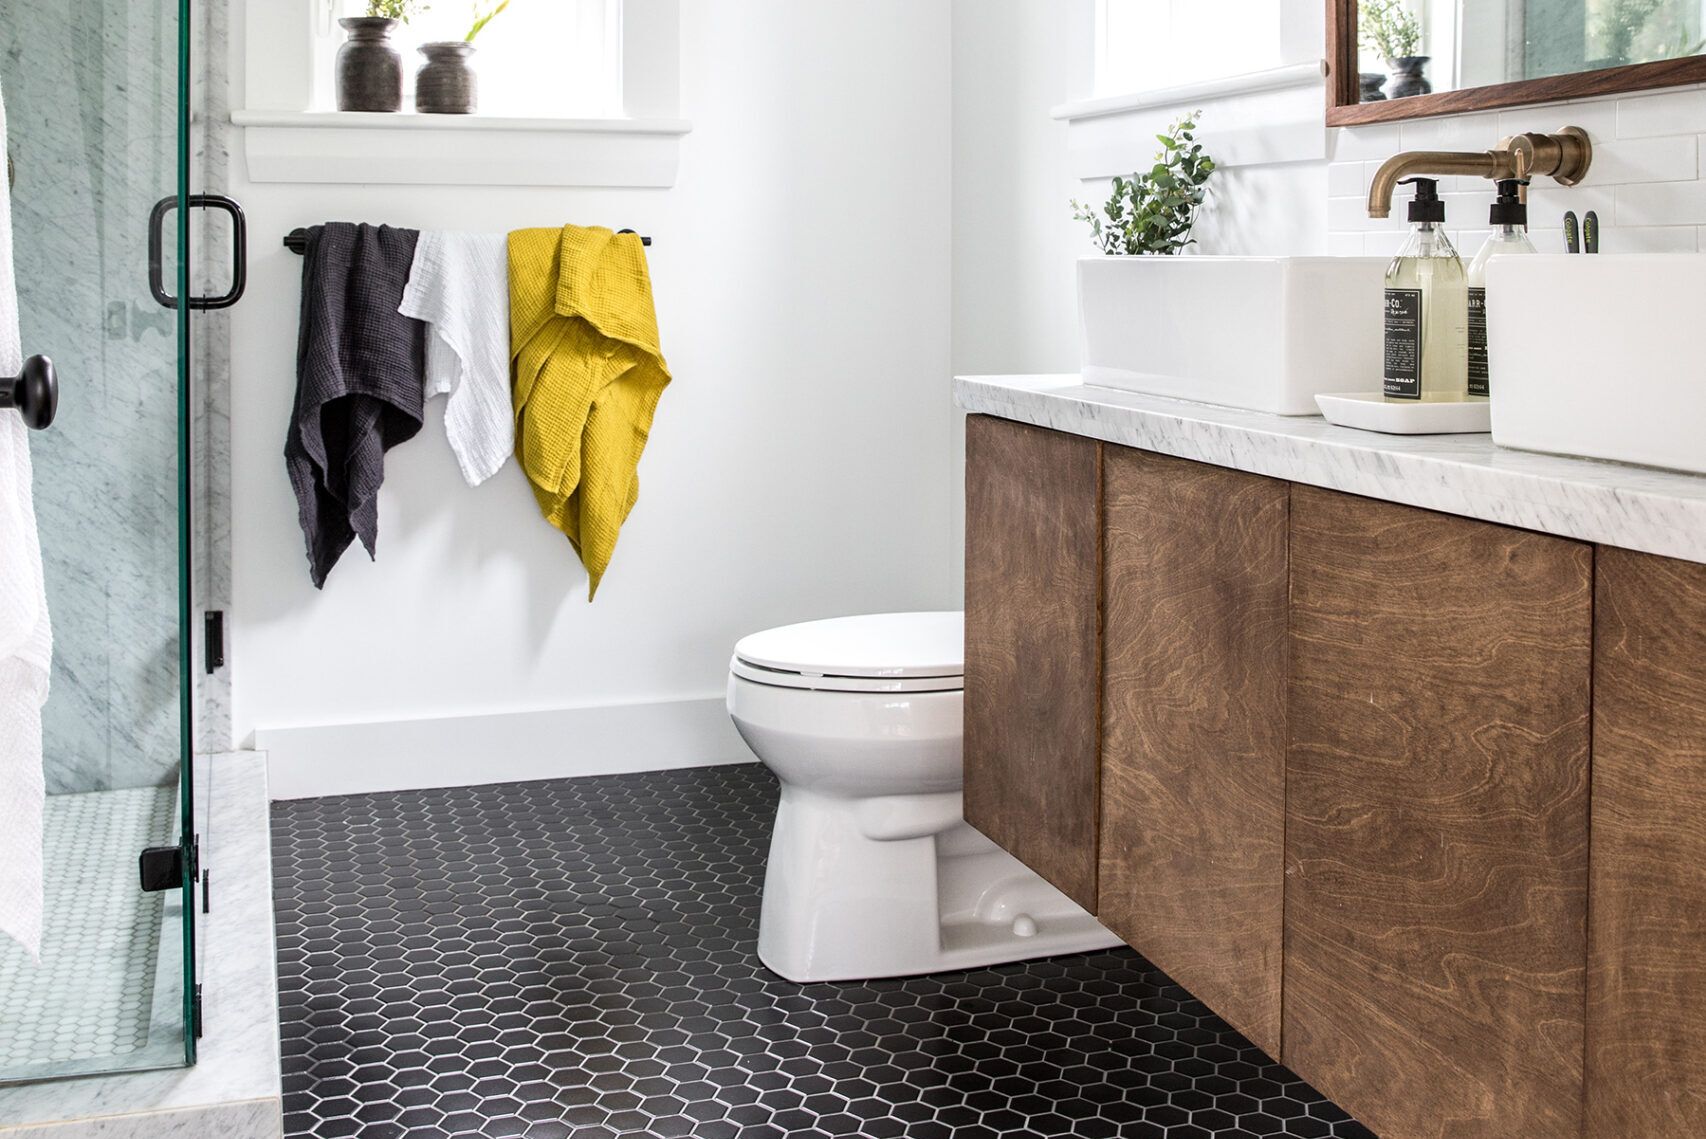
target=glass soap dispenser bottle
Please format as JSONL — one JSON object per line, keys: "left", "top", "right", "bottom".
{"left": 1383, "top": 177, "right": 1468, "bottom": 403}
{"left": 1464, "top": 178, "right": 1536, "bottom": 401}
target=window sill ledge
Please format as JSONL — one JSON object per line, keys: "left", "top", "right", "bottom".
{"left": 229, "top": 110, "right": 692, "bottom": 187}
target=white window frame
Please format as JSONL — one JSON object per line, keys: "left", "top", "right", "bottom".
{"left": 231, "top": 0, "right": 689, "bottom": 187}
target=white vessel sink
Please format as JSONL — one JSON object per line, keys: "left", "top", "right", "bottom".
{"left": 1487, "top": 254, "right": 1706, "bottom": 476}
{"left": 1077, "top": 255, "right": 1387, "bottom": 416}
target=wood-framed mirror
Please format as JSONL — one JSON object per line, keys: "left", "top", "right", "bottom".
{"left": 1327, "top": 0, "right": 1706, "bottom": 125}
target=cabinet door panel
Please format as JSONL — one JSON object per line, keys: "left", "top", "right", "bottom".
{"left": 1284, "top": 487, "right": 1591, "bottom": 1139}
{"left": 963, "top": 415, "right": 1101, "bottom": 910}
{"left": 1099, "top": 447, "right": 1289, "bottom": 1057}
{"left": 1588, "top": 547, "right": 1706, "bottom": 1136}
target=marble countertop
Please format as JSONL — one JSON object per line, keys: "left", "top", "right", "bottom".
{"left": 955, "top": 375, "right": 1706, "bottom": 566}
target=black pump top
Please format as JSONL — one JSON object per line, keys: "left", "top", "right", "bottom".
{"left": 1401, "top": 177, "right": 1445, "bottom": 223}
{"left": 1489, "top": 178, "right": 1529, "bottom": 226}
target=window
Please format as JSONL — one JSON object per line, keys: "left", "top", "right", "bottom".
{"left": 235, "top": 0, "right": 687, "bottom": 186}
{"left": 330, "top": 0, "right": 623, "bottom": 117}
{"left": 1095, "top": 0, "right": 1283, "bottom": 95}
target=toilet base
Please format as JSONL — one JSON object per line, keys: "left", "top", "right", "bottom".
{"left": 757, "top": 786, "right": 1123, "bottom": 984}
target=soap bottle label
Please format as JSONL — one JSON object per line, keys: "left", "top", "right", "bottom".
{"left": 1383, "top": 288, "right": 1423, "bottom": 400}
{"left": 1466, "top": 287, "right": 1488, "bottom": 397}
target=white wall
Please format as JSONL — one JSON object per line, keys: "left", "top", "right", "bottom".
{"left": 951, "top": 0, "right": 1093, "bottom": 379}
{"left": 225, "top": 2, "right": 956, "bottom": 774}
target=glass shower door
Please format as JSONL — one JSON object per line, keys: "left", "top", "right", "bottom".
{"left": 0, "top": 0, "right": 196, "bottom": 1082}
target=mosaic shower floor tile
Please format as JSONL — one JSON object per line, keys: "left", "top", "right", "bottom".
{"left": 272, "top": 764, "right": 1376, "bottom": 1139}
{"left": 0, "top": 783, "right": 182, "bottom": 1082}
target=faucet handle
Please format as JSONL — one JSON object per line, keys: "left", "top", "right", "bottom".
{"left": 1502, "top": 128, "right": 1592, "bottom": 187}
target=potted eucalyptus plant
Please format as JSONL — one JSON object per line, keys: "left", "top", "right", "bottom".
{"left": 1071, "top": 113, "right": 1215, "bottom": 256}
{"left": 1360, "top": 0, "right": 1429, "bottom": 99}
{"left": 417, "top": 1, "right": 511, "bottom": 115}
{"left": 337, "top": 0, "right": 428, "bottom": 112}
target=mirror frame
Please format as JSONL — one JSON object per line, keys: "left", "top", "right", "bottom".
{"left": 1327, "top": 0, "right": 1706, "bottom": 125}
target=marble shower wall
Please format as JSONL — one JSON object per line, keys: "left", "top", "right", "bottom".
{"left": 192, "top": 0, "right": 234, "bottom": 756}
{"left": 2, "top": 0, "right": 184, "bottom": 793}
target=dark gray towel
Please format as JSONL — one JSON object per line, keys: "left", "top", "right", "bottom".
{"left": 287, "top": 223, "right": 426, "bottom": 588}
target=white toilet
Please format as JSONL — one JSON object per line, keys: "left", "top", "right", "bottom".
{"left": 726, "top": 611, "right": 1121, "bottom": 983}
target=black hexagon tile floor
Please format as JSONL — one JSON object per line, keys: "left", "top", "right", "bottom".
{"left": 272, "top": 763, "right": 1377, "bottom": 1139}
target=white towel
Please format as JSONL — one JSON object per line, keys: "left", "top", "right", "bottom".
{"left": 0, "top": 80, "right": 54, "bottom": 960}
{"left": 398, "top": 231, "right": 513, "bottom": 487}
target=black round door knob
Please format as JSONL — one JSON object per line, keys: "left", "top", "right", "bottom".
{"left": 0, "top": 355, "right": 58, "bottom": 430}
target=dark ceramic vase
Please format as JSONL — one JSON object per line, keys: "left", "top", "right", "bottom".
{"left": 337, "top": 17, "right": 403, "bottom": 112}
{"left": 1359, "top": 72, "right": 1388, "bottom": 102}
{"left": 416, "top": 42, "right": 477, "bottom": 114}
{"left": 1385, "top": 56, "right": 1432, "bottom": 99}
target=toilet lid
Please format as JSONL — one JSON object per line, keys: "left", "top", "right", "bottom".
{"left": 732, "top": 611, "right": 964, "bottom": 693}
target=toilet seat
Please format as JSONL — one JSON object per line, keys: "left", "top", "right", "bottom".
{"left": 730, "top": 611, "right": 963, "bottom": 694}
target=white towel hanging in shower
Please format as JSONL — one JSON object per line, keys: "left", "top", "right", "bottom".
{"left": 0, "top": 80, "right": 55, "bottom": 960}
{"left": 398, "top": 231, "right": 514, "bottom": 487}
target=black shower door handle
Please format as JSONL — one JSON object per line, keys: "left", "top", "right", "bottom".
{"left": 0, "top": 355, "right": 57, "bottom": 430}
{"left": 149, "top": 194, "right": 248, "bottom": 310}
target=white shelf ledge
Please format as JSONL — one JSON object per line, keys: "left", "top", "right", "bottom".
{"left": 230, "top": 110, "right": 692, "bottom": 187}
{"left": 1051, "top": 62, "right": 1328, "bottom": 123}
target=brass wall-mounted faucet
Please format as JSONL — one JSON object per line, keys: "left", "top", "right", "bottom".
{"left": 1366, "top": 128, "right": 1593, "bottom": 218}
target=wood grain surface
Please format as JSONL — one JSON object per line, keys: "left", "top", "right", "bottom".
{"left": 963, "top": 415, "right": 1102, "bottom": 911}
{"left": 1098, "top": 447, "right": 1290, "bottom": 1058}
{"left": 1587, "top": 547, "right": 1706, "bottom": 1136}
{"left": 1283, "top": 486, "right": 1592, "bottom": 1139}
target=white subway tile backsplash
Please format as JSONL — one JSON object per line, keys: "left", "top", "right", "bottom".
{"left": 1582, "top": 136, "right": 1698, "bottom": 185}
{"left": 1597, "top": 225, "right": 1698, "bottom": 253}
{"left": 1313, "top": 91, "right": 1706, "bottom": 262}
{"left": 1327, "top": 194, "right": 1379, "bottom": 232}
{"left": 1527, "top": 184, "right": 1616, "bottom": 228}
{"left": 1399, "top": 112, "right": 1501, "bottom": 153}
{"left": 1497, "top": 100, "right": 1618, "bottom": 144}
{"left": 1331, "top": 123, "right": 1403, "bottom": 163}
{"left": 1327, "top": 231, "right": 1365, "bottom": 256}
{"left": 1363, "top": 230, "right": 1408, "bottom": 257}
{"left": 1327, "top": 161, "right": 1363, "bottom": 198}
{"left": 1617, "top": 88, "right": 1706, "bottom": 138}
{"left": 1617, "top": 180, "right": 1706, "bottom": 226}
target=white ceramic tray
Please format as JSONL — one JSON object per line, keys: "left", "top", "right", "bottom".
{"left": 1315, "top": 392, "right": 1491, "bottom": 435}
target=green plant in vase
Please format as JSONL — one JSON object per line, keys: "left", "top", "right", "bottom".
{"left": 466, "top": 0, "right": 512, "bottom": 41}
{"left": 367, "top": 0, "right": 429, "bottom": 20}
{"left": 1360, "top": 0, "right": 1430, "bottom": 98}
{"left": 1071, "top": 113, "right": 1215, "bottom": 255}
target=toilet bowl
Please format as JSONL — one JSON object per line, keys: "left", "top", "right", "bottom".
{"left": 726, "top": 611, "right": 1121, "bottom": 983}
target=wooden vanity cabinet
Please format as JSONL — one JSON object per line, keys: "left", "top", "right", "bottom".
{"left": 1283, "top": 487, "right": 1593, "bottom": 1139}
{"left": 1587, "top": 549, "right": 1706, "bottom": 1136}
{"left": 963, "top": 418, "right": 1706, "bottom": 1137}
{"left": 962, "top": 415, "right": 1102, "bottom": 911}
{"left": 1098, "top": 447, "right": 1289, "bottom": 1058}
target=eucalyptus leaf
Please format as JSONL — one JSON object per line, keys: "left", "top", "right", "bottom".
{"left": 1071, "top": 112, "right": 1214, "bottom": 256}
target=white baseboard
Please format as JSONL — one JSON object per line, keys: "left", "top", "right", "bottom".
{"left": 255, "top": 697, "right": 753, "bottom": 800}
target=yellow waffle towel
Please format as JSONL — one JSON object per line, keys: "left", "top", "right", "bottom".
{"left": 510, "top": 226, "right": 670, "bottom": 599}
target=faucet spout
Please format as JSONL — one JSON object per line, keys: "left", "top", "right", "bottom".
{"left": 1365, "top": 128, "right": 1594, "bottom": 219}
{"left": 1368, "top": 150, "right": 1509, "bottom": 219}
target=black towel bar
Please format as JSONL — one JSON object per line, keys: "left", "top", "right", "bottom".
{"left": 282, "top": 227, "right": 651, "bottom": 253}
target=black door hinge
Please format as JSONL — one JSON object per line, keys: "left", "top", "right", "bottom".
{"left": 139, "top": 834, "right": 199, "bottom": 893}
{"left": 193, "top": 983, "right": 204, "bottom": 1038}
{"left": 138, "top": 845, "right": 183, "bottom": 892}
{"left": 204, "top": 610, "right": 225, "bottom": 674}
